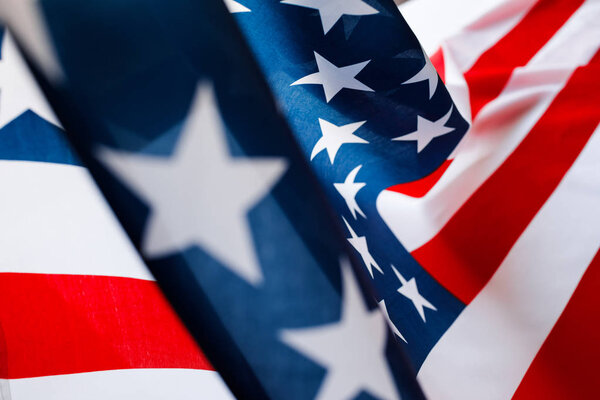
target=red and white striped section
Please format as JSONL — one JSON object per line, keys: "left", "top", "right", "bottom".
{"left": 418, "top": 123, "right": 600, "bottom": 399}
{"left": 0, "top": 161, "right": 152, "bottom": 279}
{"left": 393, "top": 0, "right": 600, "bottom": 398}
{"left": 0, "top": 272, "right": 211, "bottom": 378}
{"left": 399, "top": 0, "right": 519, "bottom": 55}
{"left": 0, "top": 161, "right": 233, "bottom": 399}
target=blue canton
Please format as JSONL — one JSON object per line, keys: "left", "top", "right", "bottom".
{"left": 232, "top": 0, "right": 469, "bottom": 368}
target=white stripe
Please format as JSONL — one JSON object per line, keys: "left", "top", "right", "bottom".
{"left": 418, "top": 124, "right": 600, "bottom": 400}
{"left": 3, "top": 369, "right": 233, "bottom": 400}
{"left": 527, "top": 2, "right": 600, "bottom": 67}
{"left": 438, "top": 40, "right": 472, "bottom": 123}
{"left": 401, "top": 0, "right": 536, "bottom": 122}
{"left": 377, "top": 0, "right": 600, "bottom": 252}
{"left": 0, "top": 161, "right": 153, "bottom": 280}
{"left": 442, "top": 0, "right": 537, "bottom": 73}
{"left": 399, "top": 0, "right": 517, "bottom": 55}
{"left": 0, "top": 379, "right": 10, "bottom": 400}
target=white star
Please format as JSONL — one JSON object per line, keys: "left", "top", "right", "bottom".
{"left": 311, "top": 119, "right": 368, "bottom": 164}
{"left": 334, "top": 165, "right": 366, "bottom": 219}
{"left": 281, "top": 258, "right": 400, "bottom": 400}
{"left": 224, "top": 0, "right": 250, "bottom": 13}
{"left": 343, "top": 217, "right": 382, "bottom": 278}
{"left": 98, "top": 84, "right": 287, "bottom": 286}
{"left": 392, "top": 106, "right": 454, "bottom": 153}
{"left": 0, "top": 32, "right": 60, "bottom": 129}
{"left": 378, "top": 300, "right": 406, "bottom": 342}
{"left": 0, "top": 0, "right": 63, "bottom": 81}
{"left": 402, "top": 48, "right": 439, "bottom": 99}
{"left": 281, "top": 0, "right": 378, "bottom": 34}
{"left": 291, "top": 52, "right": 373, "bottom": 103}
{"left": 392, "top": 265, "right": 436, "bottom": 322}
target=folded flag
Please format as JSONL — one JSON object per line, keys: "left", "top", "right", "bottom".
{"left": 0, "top": 0, "right": 426, "bottom": 398}
{"left": 397, "top": 0, "right": 600, "bottom": 399}
{"left": 231, "top": 0, "right": 600, "bottom": 399}
{"left": 0, "top": 25, "right": 233, "bottom": 400}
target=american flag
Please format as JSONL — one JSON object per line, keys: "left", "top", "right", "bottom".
{"left": 0, "top": 0, "right": 598, "bottom": 399}
{"left": 397, "top": 0, "right": 600, "bottom": 398}
{"left": 0, "top": 0, "right": 429, "bottom": 399}
{"left": 0, "top": 26, "right": 233, "bottom": 400}
{"left": 232, "top": 0, "right": 468, "bottom": 376}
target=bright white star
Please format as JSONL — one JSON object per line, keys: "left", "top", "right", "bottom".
{"left": 379, "top": 299, "right": 406, "bottom": 342}
{"left": 311, "top": 119, "right": 368, "bottom": 164}
{"left": 291, "top": 52, "right": 373, "bottom": 103}
{"left": 343, "top": 217, "right": 382, "bottom": 278}
{"left": 392, "top": 106, "right": 454, "bottom": 153}
{"left": 334, "top": 165, "right": 366, "bottom": 219}
{"left": 392, "top": 265, "right": 436, "bottom": 322}
{"left": 402, "top": 48, "right": 439, "bottom": 100}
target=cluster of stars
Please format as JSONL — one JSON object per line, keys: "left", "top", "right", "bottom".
{"left": 274, "top": 0, "right": 449, "bottom": 344}
{"left": 230, "top": 1, "right": 455, "bottom": 397}
{"left": 261, "top": 0, "right": 454, "bottom": 397}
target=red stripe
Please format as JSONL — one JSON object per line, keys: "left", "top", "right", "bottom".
{"left": 387, "top": 159, "right": 452, "bottom": 198}
{"left": 512, "top": 249, "right": 600, "bottom": 399}
{"left": 430, "top": 48, "right": 445, "bottom": 84}
{"left": 412, "top": 51, "right": 600, "bottom": 304}
{"left": 465, "top": 0, "right": 584, "bottom": 119}
{"left": 0, "top": 273, "right": 212, "bottom": 379}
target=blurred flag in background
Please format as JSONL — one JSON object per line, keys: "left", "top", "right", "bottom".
{"left": 0, "top": 25, "right": 233, "bottom": 400}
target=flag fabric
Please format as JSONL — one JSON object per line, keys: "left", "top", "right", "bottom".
{"left": 395, "top": 0, "right": 600, "bottom": 398}
{"left": 230, "top": 0, "right": 470, "bottom": 372}
{"left": 0, "top": 0, "right": 429, "bottom": 399}
{"left": 2, "top": 0, "right": 597, "bottom": 399}
{"left": 232, "top": 0, "right": 599, "bottom": 398}
{"left": 398, "top": 0, "right": 506, "bottom": 56}
{"left": 0, "top": 26, "right": 234, "bottom": 400}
